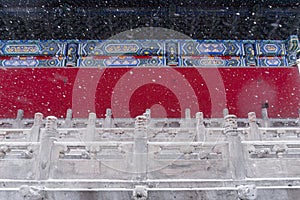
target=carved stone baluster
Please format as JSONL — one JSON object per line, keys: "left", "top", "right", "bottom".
{"left": 29, "top": 113, "right": 43, "bottom": 142}
{"left": 196, "top": 112, "right": 206, "bottom": 141}
{"left": 85, "top": 112, "right": 96, "bottom": 141}
{"left": 133, "top": 115, "right": 148, "bottom": 180}
{"left": 248, "top": 112, "right": 260, "bottom": 140}
{"left": 224, "top": 114, "right": 245, "bottom": 180}
{"left": 36, "top": 116, "right": 58, "bottom": 180}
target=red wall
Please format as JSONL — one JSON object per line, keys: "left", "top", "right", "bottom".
{"left": 0, "top": 67, "right": 299, "bottom": 119}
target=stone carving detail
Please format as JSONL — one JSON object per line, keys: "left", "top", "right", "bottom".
{"left": 99, "top": 129, "right": 134, "bottom": 141}
{"left": 21, "top": 146, "right": 34, "bottom": 159}
{"left": 86, "top": 145, "right": 100, "bottom": 159}
{"left": 0, "top": 145, "right": 35, "bottom": 159}
{"left": 248, "top": 112, "right": 257, "bottom": 123}
{"left": 58, "top": 130, "right": 81, "bottom": 139}
{"left": 19, "top": 185, "right": 45, "bottom": 200}
{"left": 224, "top": 115, "right": 238, "bottom": 136}
{"left": 133, "top": 186, "right": 147, "bottom": 200}
{"left": 0, "top": 145, "right": 10, "bottom": 159}
{"left": 58, "top": 144, "right": 126, "bottom": 160}
{"left": 237, "top": 184, "right": 257, "bottom": 200}
{"left": 59, "top": 145, "right": 90, "bottom": 160}
{"left": 45, "top": 116, "right": 58, "bottom": 134}
{"left": 135, "top": 115, "right": 147, "bottom": 132}
{"left": 0, "top": 130, "right": 27, "bottom": 141}
{"left": 153, "top": 144, "right": 224, "bottom": 160}
{"left": 248, "top": 145, "right": 272, "bottom": 158}
{"left": 247, "top": 144, "right": 300, "bottom": 158}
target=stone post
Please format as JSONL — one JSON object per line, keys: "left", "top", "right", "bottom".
{"left": 64, "top": 109, "right": 73, "bottom": 128}
{"left": 85, "top": 112, "right": 96, "bottom": 141}
{"left": 133, "top": 115, "right": 148, "bottom": 180}
{"left": 13, "top": 109, "right": 24, "bottom": 128}
{"left": 143, "top": 109, "right": 151, "bottom": 120}
{"left": 104, "top": 108, "right": 112, "bottom": 128}
{"left": 248, "top": 112, "right": 260, "bottom": 140}
{"left": 261, "top": 107, "right": 269, "bottom": 127}
{"left": 36, "top": 116, "right": 58, "bottom": 180}
{"left": 181, "top": 108, "right": 192, "bottom": 128}
{"left": 223, "top": 108, "right": 229, "bottom": 118}
{"left": 224, "top": 114, "right": 245, "bottom": 180}
{"left": 222, "top": 108, "right": 229, "bottom": 127}
{"left": 196, "top": 112, "right": 206, "bottom": 141}
{"left": 29, "top": 113, "right": 43, "bottom": 142}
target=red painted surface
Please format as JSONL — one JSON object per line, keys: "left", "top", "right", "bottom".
{"left": 0, "top": 67, "right": 299, "bottom": 119}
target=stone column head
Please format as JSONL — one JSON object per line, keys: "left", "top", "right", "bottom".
{"left": 185, "top": 108, "right": 191, "bottom": 119}
{"left": 223, "top": 108, "right": 229, "bottom": 118}
{"left": 143, "top": 109, "right": 151, "bottom": 119}
{"left": 66, "top": 109, "right": 72, "bottom": 119}
{"left": 196, "top": 112, "right": 204, "bottom": 123}
{"left": 135, "top": 115, "right": 147, "bottom": 131}
{"left": 34, "top": 113, "right": 43, "bottom": 126}
{"left": 88, "top": 112, "right": 96, "bottom": 125}
{"left": 248, "top": 112, "right": 256, "bottom": 123}
{"left": 45, "top": 116, "right": 58, "bottom": 135}
{"left": 105, "top": 108, "right": 112, "bottom": 118}
{"left": 224, "top": 114, "right": 238, "bottom": 136}
{"left": 17, "top": 109, "right": 24, "bottom": 120}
